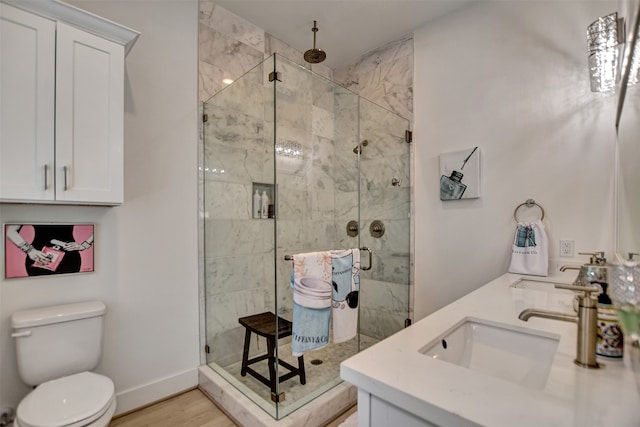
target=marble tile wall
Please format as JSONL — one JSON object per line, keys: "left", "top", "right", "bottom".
{"left": 333, "top": 36, "right": 414, "bottom": 122}
{"left": 202, "top": 58, "right": 274, "bottom": 366}
{"left": 199, "top": 2, "right": 332, "bottom": 103}
{"left": 334, "top": 37, "right": 415, "bottom": 333}
{"left": 199, "top": 2, "right": 415, "bottom": 363}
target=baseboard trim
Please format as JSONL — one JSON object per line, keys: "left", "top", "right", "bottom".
{"left": 114, "top": 368, "right": 198, "bottom": 416}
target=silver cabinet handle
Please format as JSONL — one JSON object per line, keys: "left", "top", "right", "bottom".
{"left": 361, "top": 246, "right": 372, "bottom": 271}
{"left": 63, "top": 166, "right": 68, "bottom": 191}
{"left": 43, "top": 164, "right": 49, "bottom": 190}
{"left": 11, "top": 330, "right": 31, "bottom": 338}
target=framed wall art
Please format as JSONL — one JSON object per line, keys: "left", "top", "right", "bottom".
{"left": 439, "top": 146, "right": 480, "bottom": 201}
{"left": 4, "top": 223, "right": 94, "bottom": 279}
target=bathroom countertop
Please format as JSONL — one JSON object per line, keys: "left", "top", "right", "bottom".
{"left": 340, "top": 273, "right": 640, "bottom": 426}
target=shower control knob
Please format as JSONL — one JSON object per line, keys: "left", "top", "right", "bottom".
{"left": 346, "top": 220, "right": 359, "bottom": 237}
{"left": 370, "top": 220, "right": 385, "bottom": 238}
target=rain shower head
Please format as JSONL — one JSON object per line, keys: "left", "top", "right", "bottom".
{"left": 353, "top": 140, "right": 369, "bottom": 154}
{"left": 304, "top": 21, "right": 326, "bottom": 64}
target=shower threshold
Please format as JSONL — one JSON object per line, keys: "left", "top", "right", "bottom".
{"left": 200, "top": 334, "right": 377, "bottom": 423}
{"left": 199, "top": 365, "right": 355, "bottom": 426}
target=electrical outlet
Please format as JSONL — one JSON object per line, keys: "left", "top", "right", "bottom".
{"left": 560, "top": 240, "right": 574, "bottom": 257}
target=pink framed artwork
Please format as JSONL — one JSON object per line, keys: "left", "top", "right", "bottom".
{"left": 4, "top": 224, "right": 94, "bottom": 278}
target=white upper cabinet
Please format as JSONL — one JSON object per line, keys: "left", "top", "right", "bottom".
{"left": 55, "top": 23, "right": 125, "bottom": 204}
{"left": 0, "top": 5, "right": 56, "bottom": 201}
{"left": 0, "top": 0, "right": 139, "bottom": 205}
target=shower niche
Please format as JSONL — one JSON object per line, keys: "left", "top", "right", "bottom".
{"left": 201, "top": 54, "right": 411, "bottom": 420}
{"left": 252, "top": 183, "right": 274, "bottom": 219}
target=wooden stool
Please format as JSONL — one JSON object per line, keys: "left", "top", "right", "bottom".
{"left": 238, "top": 312, "right": 306, "bottom": 399}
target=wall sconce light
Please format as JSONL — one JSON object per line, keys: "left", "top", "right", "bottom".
{"left": 275, "top": 140, "right": 303, "bottom": 158}
{"left": 587, "top": 12, "right": 624, "bottom": 92}
{"left": 627, "top": 30, "right": 640, "bottom": 87}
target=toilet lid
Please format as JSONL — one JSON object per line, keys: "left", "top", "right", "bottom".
{"left": 17, "top": 372, "right": 114, "bottom": 427}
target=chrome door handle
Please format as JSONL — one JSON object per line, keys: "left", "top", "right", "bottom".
{"left": 11, "top": 331, "right": 31, "bottom": 338}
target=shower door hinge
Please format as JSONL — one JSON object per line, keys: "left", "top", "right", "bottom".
{"left": 271, "top": 391, "right": 285, "bottom": 402}
{"left": 269, "top": 71, "right": 282, "bottom": 82}
{"left": 204, "top": 344, "right": 210, "bottom": 354}
{"left": 202, "top": 113, "right": 208, "bottom": 123}
{"left": 617, "top": 17, "right": 625, "bottom": 44}
{"left": 405, "top": 130, "right": 413, "bottom": 143}
{"left": 404, "top": 318, "right": 412, "bottom": 328}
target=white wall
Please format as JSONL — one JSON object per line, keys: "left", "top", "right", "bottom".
{"left": 414, "top": 1, "right": 618, "bottom": 320}
{"left": 0, "top": 1, "right": 200, "bottom": 415}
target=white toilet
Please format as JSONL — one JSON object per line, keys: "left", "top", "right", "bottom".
{"left": 11, "top": 301, "right": 116, "bottom": 427}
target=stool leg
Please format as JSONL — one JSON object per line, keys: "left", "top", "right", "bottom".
{"left": 240, "top": 329, "right": 251, "bottom": 377}
{"left": 267, "top": 337, "right": 277, "bottom": 393}
{"left": 298, "top": 356, "right": 306, "bottom": 385}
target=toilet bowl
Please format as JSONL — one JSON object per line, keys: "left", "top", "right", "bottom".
{"left": 14, "top": 372, "right": 116, "bottom": 427}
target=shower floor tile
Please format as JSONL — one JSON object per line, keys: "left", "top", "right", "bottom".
{"left": 219, "top": 334, "right": 377, "bottom": 411}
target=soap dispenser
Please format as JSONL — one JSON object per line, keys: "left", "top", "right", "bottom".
{"left": 595, "top": 282, "right": 624, "bottom": 358}
{"left": 562, "top": 251, "right": 608, "bottom": 286}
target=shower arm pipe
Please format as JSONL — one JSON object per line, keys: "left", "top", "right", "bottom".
{"left": 284, "top": 247, "right": 372, "bottom": 271}
{"left": 313, "top": 20, "right": 318, "bottom": 48}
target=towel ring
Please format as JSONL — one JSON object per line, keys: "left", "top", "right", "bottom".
{"left": 513, "top": 199, "right": 545, "bottom": 222}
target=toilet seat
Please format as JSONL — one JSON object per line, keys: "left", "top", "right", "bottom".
{"left": 15, "top": 372, "right": 115, "bottom": 427}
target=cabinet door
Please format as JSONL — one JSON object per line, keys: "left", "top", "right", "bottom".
{"left": 55, "top": 22, "right": 124, "bottom": 204}
{"left": 0, "top": 4, "right": 55, "bottom": 201}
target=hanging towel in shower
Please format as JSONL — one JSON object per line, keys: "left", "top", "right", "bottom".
{"left": 331, "top": 248, "right": 360, "bottom": 343}
{"left": 290, "top": 251, "right": 332, "bottom": 357}
{"left": 508, "top": 220, "right": 548, "bottom": 276}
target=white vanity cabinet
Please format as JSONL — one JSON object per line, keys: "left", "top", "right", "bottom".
{"left": 0, "top": 0, "right": 138, "bottom": 205}
{"left": 357, "top": 391, "right": 437, "bottom": 427}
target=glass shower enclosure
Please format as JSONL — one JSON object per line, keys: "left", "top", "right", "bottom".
{"left": 202, "top": 54, "right": 410, "bottom": 419}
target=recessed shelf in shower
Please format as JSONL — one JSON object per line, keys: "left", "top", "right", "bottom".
{"left": 252, "top": 182, "right": 274, "bottom": 219}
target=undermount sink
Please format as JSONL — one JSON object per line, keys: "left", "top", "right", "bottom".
{"left": 419, "top": 317, "right": 560, "bottom": 389}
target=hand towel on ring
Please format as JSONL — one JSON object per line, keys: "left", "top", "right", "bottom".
{"left": 508, "top": 219, "right": 548, "bottom": 276}
{"left": 291, "top": 251, "right": 332, "bottom": 356}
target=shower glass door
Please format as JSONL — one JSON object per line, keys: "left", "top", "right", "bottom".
{"left": 357, "top": 98, "right": 411, "bottom": 341}
{"left": 202, "top": 56, "right": 279, "bottom": 418}
{"left": 202, "top": 54, "right": 410, "bottom": 420}
{"left": 272, "top": 55, "right": 362, "bottom": 418}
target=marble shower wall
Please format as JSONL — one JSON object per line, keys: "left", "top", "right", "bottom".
{"left": 335, "top": 37, "right": 414, "bottom": 337}
{"left": 200, "top": 2, "right": 415, "bottom": 361}
{"left": 202, "top": 60, "right": 275, "bottom": 366}
{"left": 199, "top": 2, "right": 332, "bottom": 103}
{"left": 334, "top": 36, "right": 414, "bottom": 123}
{"left": 199, "top": 2, "right": 341, "bottom": 367}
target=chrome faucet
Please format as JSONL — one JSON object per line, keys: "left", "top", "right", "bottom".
{"left": 519, "top": 284, "right": 601, "bottom": 369}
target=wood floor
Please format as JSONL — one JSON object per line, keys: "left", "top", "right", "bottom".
{"left": 109, "top": 388, "right": 356, "bottom": 427}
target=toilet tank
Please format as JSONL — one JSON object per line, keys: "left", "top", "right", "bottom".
{"left": 11, "top": 301, "right": 107, "bottom": 386}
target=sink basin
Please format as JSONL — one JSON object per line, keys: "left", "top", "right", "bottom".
{"left": 419, "top": 317, "right": 559, "bottom": 389}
